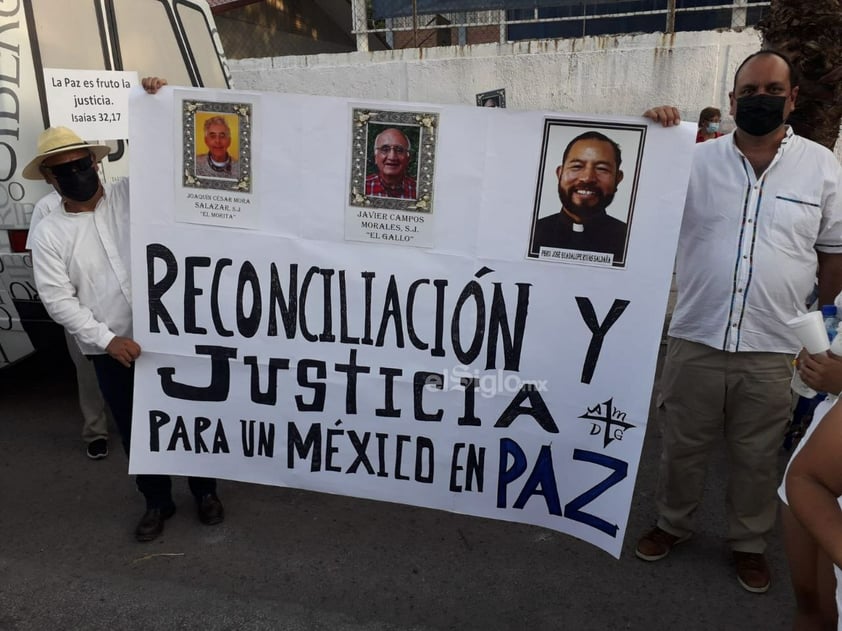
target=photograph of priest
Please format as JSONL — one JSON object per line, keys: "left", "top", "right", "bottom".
{"left": 194, "top": 115, "right": 240, "bottom": 180}
{"left": 364, "top": 127, "right": 417, "bottom": 200}
{"left": 530, "top": 130, "right": 628, "bottom": 263}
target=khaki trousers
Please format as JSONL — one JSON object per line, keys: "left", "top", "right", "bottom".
{"left": 64, "top": 329, "right": 109, "bottom": 443}
{"left": 655, "top": 337, "right": 793, "bottom": 553}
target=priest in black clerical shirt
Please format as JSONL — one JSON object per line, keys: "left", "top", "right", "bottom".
{"left": 530, "top": 130, "right": 628, "bottom": 265}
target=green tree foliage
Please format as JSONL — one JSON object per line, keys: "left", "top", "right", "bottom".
{"left": 758, "top": 0, "right": 842, "bottom": 149}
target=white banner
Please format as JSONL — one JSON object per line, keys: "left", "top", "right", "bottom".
{"left": 129, "top": 87, "right": 694, "bottom": 557}
{"left": 43, "top": 68, "right": 138, "bottom": 140}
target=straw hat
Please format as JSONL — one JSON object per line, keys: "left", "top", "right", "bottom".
{"left": 22, "top": 127, "right": 110, "bottom": 180}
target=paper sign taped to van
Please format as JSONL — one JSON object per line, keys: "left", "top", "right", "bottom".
{"left": 43, "top": 69, "right": 138, "bottom": 140}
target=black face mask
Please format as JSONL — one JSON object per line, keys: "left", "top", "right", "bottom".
{"left": 55, "top": 167, "right": 100, "bottom": 202}
{"left": 735, "top": 94, "right": 787, "bottom": 136}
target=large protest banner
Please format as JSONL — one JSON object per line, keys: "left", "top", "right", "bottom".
{"left": 129, "top": 87, "right": 694, "bottom": 557}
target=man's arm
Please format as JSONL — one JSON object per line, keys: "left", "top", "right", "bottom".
{"left": 817, "top": 252, "right": 842, "bottom": 306}
{"left": 31, "top": 231, "right": 116, "bottom": 351}
{"left": 816, "top": 156, "right": 842, "bottom": 306}
{"left": 32, "top": 220, "right": 141, "bottom": 367}
{"left": 787, "top": 403, "right": 842, "bottom": 567}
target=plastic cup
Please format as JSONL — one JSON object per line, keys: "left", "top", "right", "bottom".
{"left": 787, "top": 311, "right": 831, "bottom": 354}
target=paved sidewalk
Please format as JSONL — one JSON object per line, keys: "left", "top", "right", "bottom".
{"left": 0, "top": 349, "right": 794, "bottom": 630}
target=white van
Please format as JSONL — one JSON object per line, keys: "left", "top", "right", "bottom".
{"left": 0, "top": 0, "right": 230, "bottom": 367}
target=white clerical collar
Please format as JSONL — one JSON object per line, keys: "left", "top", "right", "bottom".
{"left": 572, "top": 222, "right": 584, "bottom": 233}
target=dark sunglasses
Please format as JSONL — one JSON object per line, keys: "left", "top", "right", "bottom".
{"left": 42, "top": 154, "right": 94, "bottom": 177}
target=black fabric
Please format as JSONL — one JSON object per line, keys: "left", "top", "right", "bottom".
{"left": 531, "top": 211, "right": 628, "bottom": 264}
{"left": 91, "top": 354, "right": 217, "bottom": 508}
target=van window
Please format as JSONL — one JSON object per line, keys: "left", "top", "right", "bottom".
{"left": 30, "top": 0, "right": 108, "bottom": 69}
{"left": 111, "top": 0, "right": 193, "bottom": 86}
{"left": 175, "top": 1, "right": 229, "bottom": 88}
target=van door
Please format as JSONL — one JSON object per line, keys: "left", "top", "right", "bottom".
{"left": 0, "top": 0, "right": 230, "bottom": 368}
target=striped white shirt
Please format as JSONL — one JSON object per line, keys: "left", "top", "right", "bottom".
{"left": 669, "top": 128, "right": 842, "bottom": 353}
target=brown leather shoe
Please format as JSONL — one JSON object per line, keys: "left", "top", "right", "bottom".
{"left": 635, "top": 526, "right": 691, "bottom": 561}
{"left": 197, "top": 494, "right": 225, "bottom": 525}
{"left": 135, "top": 504, "right": 176, "bottom": 542}
{"left": 733, "top": 551, "right": 770, "bottom": 594}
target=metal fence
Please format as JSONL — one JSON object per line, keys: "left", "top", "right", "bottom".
{"left": 350, "top": 1, "right": 769, "bottom": 51}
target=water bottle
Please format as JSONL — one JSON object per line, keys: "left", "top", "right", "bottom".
{"left": 831, "top": 321, "right": 842, "bottom": 358}
{"left": 823, "top": 304, "right": 838, "bottom": 342}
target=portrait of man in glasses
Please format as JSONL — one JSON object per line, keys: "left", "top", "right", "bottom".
{"left": 364, "top": 127, "right": 418, "bottom": 200}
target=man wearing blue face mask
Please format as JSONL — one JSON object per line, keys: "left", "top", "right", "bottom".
{"left": 695, "top": 106, "right": 722, "bottom": 142}
{"left": 26, "top": 79, "right": 225, "bottom": 543}
{"left": 635, "top": 50, "right": 842, "bottom": 594}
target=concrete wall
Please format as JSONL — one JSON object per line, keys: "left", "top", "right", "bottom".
{"left": 228, "top": 27, "right": 842, "bottom": 158}
{"left": 229, "top": 29, "right": 763, "bottom": 124}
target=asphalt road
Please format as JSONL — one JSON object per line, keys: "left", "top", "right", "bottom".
{"left": 0, "top": 346, "right": 796, "bottom": 630}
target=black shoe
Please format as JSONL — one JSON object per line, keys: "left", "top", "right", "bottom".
{"left": 197, "top": 494, "right": 224, "bottom": 525}
{"left": 135, "top": 504, "right": 176, "bottom": 542}
{"left": 86, "top": 438, "right": 108, "bottom": 460}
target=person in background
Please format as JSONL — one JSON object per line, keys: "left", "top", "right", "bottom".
{"left": 27, "top": 193, "right": 111, "bottom": 460}
{"left": 786, "top": 346, "right": 842, "bottom": 628}
{"left": 696, "top": 106, "right": 722, "bottom": 142}
{"left": 788, "top": 405, "right": 842, "bottom": 627}
{"left": 782, "top": 348, "right": 842, "bottom": 629}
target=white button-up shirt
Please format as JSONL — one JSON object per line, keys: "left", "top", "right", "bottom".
{"left": 669, "top": 128, "right": 842, "bottom": 353}
{"left": 30, "top": 179, "right": 132, "bottom": 355}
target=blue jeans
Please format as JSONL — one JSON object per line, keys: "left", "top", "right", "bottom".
{"left": 91, "top": 354, "right": 217, "bottom": 509}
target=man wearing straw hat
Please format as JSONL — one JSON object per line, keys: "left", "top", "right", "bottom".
{"left": 25, "top": 78, "right": 224, "bottom": 542}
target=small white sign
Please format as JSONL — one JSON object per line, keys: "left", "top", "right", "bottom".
{"left": 43, "top": 68, "right": 138, "bottom": 140}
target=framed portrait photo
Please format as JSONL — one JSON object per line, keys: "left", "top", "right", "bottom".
{"left": 182, "top": 100, "right": 252, "bottom": 193}
{"left": 476, "top": 88, "right": 506, "bottom": 108}
{"left": 348, "top": 108, "right": 438, "bottom": 213}
{"left": 527, "top": 119, "right": 646, "bottom": 269}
